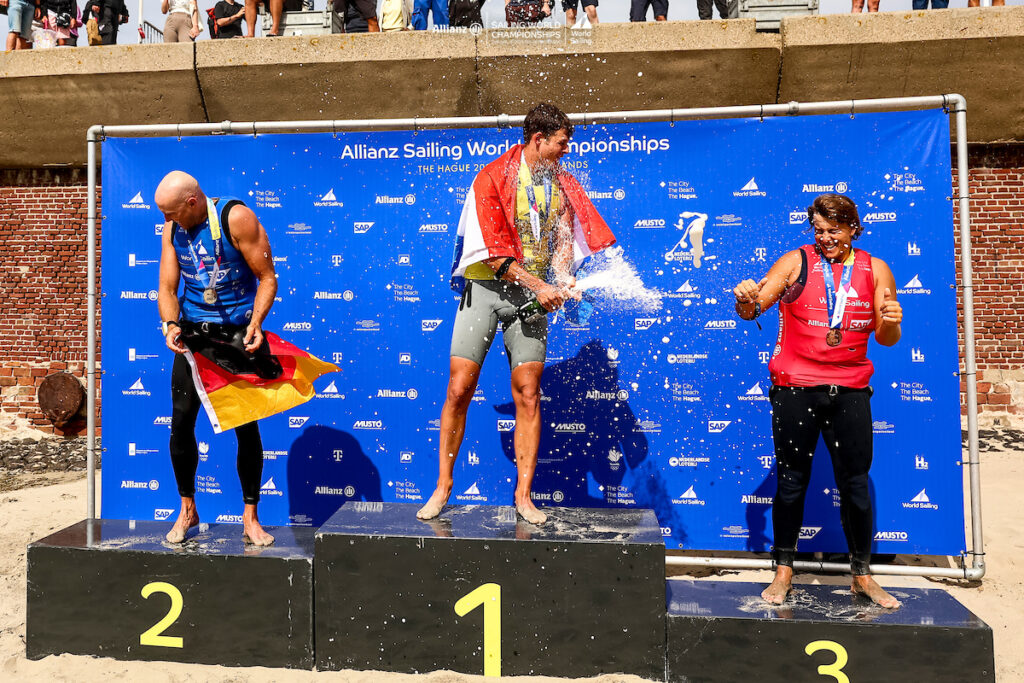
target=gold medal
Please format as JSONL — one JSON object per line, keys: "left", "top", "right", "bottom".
{"left": 825, "top": 328, "right": 843, "bottom": 347}
{"left": 203, "top": 288, "right": 218, "bottom": 305}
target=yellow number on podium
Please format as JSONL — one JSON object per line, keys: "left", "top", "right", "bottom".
{"left": 454, "top": 583, "right": 501, "bottom": 677}
{"left": 140, "top": 581, "right": 184, "bottom": 648}
{"left": 805, "top": 640, "right": 850, "bottom": 682}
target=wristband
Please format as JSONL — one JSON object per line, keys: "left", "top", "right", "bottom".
{"left": 162, "top": 320, "right": 180, "bottom": 336}
{"left": 495, "top": 257, "right": 516, "bottom": 280}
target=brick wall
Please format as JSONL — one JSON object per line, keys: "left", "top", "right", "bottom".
{"left": 1, "top": 151, "right": 1022, "bottom": 435}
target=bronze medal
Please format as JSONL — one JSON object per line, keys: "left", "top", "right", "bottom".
{"left": 825, "top": 328, "right": 842, "bottom": 347}
{"left": 203, "top": 287, "right": 218, "bottom": 305}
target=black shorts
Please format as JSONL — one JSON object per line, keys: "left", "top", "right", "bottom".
{"left": 333, "top": 0, "right": 377, "bottom": 19}
{"left": 630, "top": 0, "right": 668, "bottom": 20}
{"left": 562, "top": 0, "right": 597, "bottom": 10}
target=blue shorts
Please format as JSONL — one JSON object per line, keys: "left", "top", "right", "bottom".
{"left": 562, "top": 0, "right": 597, "bottom": 10}
{"left": 8, "top": 0, "right": 37, "bottom": 36}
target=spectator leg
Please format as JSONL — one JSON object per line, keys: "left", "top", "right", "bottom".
{"left": 713, "top": 0, "right": 728, "bottom": 18}
{"left": 628, "top": 0, "right": 648, "bottom": 21}
{"left": 5, "top": 32, "right": 17, "bottom": 51}
{"left": 565, "top": 7, "right": 577, "bottom": 24}
{"left": 244, "top": 0, "right": 259, "bottom": 36}
{"left": 850, "top": 0, "right": 865, "bottom": 12}
{"left": 584, "top": 5, "right": 598, "bottom": 23}
{"left": 411, "top": 0, "right": 429, "bottom": 28}
{"left": 697, "top": 0, "right": 712, "bottom": 19}
{"left": 866, "top": 0, "right": 879, "bottom": 11}
{"left": 269, "top": 0, "right": 284, "bottom": 34}
{"left": 431, "top": 0, "right": 449, "bottom": 26}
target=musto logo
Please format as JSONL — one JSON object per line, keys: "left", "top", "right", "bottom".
{"left": 874, "top": 530, "right": 909, "bottom": 541}
{"left": 353, "top": 420, "right": 384, "bottom": 430}
{"left": 282, "top": 322, "right": 312, "bottom": 332}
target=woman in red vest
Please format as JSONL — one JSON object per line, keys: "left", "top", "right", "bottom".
{"left": 733, "top": 193, "right": 903, "bottom": 609}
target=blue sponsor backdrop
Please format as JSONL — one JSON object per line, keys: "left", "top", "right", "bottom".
{"left": 101, "top": 109, "right": 964, "bottom": 554}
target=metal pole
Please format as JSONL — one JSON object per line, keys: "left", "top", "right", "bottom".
{"left": 950, "top": 94, "right": 986, "bottom": 578}
{"left": 86, "top": 126, "right": 101, "bottom": 521}
{"left": 666, "top": 556, "right": 982, "bottom": 580}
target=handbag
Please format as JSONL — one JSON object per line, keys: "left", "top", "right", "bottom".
{"left": 505, "top": 0, "right": 542, "bottom": 25}
{"left": 86, "top": 16, "right": 102, "bottom": 44}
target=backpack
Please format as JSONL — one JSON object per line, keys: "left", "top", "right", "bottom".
{"left": 206, "top": 6, "right": 219, "bottom": 37}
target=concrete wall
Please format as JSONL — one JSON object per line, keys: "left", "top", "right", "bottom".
{"left": 3, "top": 8, "right": 1021, "bottom": 168}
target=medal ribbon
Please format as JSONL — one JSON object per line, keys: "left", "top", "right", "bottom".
{"left": 523, "top": 167, "right": 552, "bottom": 243}
{"left": 179, "top": 198, "right": 223, "bottom": 293}
{"left": 817, "top": 249, "right": 855, "bottom": 330}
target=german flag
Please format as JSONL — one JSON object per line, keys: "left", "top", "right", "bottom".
{"left": 183, "top": 331, "right": 338, "bottom": 434}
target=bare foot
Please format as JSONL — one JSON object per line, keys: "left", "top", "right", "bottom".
{"left": 165, "top": 500, "right": 199, "bottom": 544}
{"left": 242, "top": 504, "right": 274, "bottom": 547}
{"left": 852, "top": 575, "right": 901, "bottom": 609}
{"left": 416, "top": 484, "right": 452, "bottom": 520}
{"left": 515, "top": 498, "right": 547, "bottom": 525}
{"left": 761, "top": 566, "right": 794, "bottom": 605}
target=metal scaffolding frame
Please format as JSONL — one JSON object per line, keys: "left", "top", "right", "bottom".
{"left": 85, "top": 93, "right": 984, "bottom": 581}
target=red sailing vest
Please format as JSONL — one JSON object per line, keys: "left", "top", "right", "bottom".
{"left": 769, "top": 244, "right": 876, "bottom": 389}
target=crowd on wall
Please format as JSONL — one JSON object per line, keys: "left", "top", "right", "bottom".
{"left": 1, "top": 0, "right": 1010, "bottom": 50}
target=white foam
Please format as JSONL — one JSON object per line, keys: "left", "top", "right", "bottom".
{"left": 573, "top": 247, "right": 664, "bottom": 312}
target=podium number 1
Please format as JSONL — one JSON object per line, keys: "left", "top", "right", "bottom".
{"left": 140, "top": 581, "right": 184, "bottom": 648}
{"left": 455, "top": 583, "right": 501, "bottom": 677}
{"left": 805, "top": 640, "right": 850, "bottom": 682}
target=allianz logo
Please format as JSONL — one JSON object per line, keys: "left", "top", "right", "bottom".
{"left": 121, "top": 479, "right": 159, "bottom": 490}
{"left": 874, "top": 530, "right": 909, "bottom": 541}
{"left": 741, "top": 494, "right": 773, "bottom": 504}
{"left": 863, "top": 212, "right": 897, "bottom": 223}
{"left": 120, "top": 290, "right": 159, "bottom": 301}
{"left": 122, "top": 191, "right": 152, "bottom": 210}
{"left": 530, "top": 490, "right": 565, "bottom": 503}
{"left": 419, "top": 223, "right": 448, "bottom": 233}
{"left": 704, "top": 320, "right": 737, "bottom": 330}
{"left": 586, "top": 389, "right": 629, "bottom": 401}
{"left": 215, "top": 514, "right": 244, "bottom": 523}
{"left": 353, "top": 420, "right": 384, "bottom": 430}
{"left": 586, "top": 189, "right": 626, "bottom": 200}
{"left": 802, "top": 181, "right": 849, "bottom": 193}
{"left": 553, "top": 422, "right": 586, "bottom": 433}
{"left": 282, "top": 322, "right": 312, "bottom": 331}
{"left": 313, "top": 292, "right": 345, "bottom": 300}
{"left": 633, "top": 218, "right": 666, "bottom": 229}
{"left": 375, "top": 194, "right": 416, "bottom": 205}
{"left": 377, "top": 388, "right": 418, "bottom": 399}
{"left": 314, "top": 486, "right": 353, "bottom": 496}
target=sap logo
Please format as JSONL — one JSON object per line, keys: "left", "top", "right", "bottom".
{"left": 155, "top": 223, "right": 164, "bottom": 236}
{"left": 634, "top": 318, "right": 658, "bottom": 330}
{"left": 354, "top": 221, "right": 375, "bottom": 234}
{"left": 421, "top": 319, "right": 443, "bottom": 332}
{"left": 467, "top": 450, "right": 480, "bottom": 465}
{"left": 733, "top": 177, "right": 766, "bottom": 197}
{"left": 397, "top": 254, "right": 412, "bottom": 266}
{"left": 915, "top": 454, "right": 929, "bottom": 470}
{"left": 353, "top": 420, "right": 383, "bottom": 430}
{"left": 314, "top": 189, "right": 344, "bottom": 207}
{"left": 332, "top": 352, "right": 344, "bottom": 364}
{"left": 289, "top": 416, "right": 310, "bottom": 429}
{"left": 215, "top": 514, "right": 244, "bottom": 523}
{"left": 704, "top": 320, "right": 737, "bottom": 330}
{"left": 153, "top": 416, "right": 172, "bottom": 426}
{"left": 122, "top": 378, "right": 151, "bottom": 396}
{"left": 497, "top": 420, "right": 516, "bottom": 432}
{"left": 331, "top": 254, "right": 344, "bottom": 266}
{"left": 708, "top": 420, "right": 731, "bottom": 433}
{"left": 400, "top": 451, "right": 413, "bottom": 463}
{"left": 153, "top": 508, "right": 175, "bottom": 521}
{"left": 419, "top": 223, "right": 448, "bottom": 233}
{"left": 874, "top": 530, "right": 909, "bottom": 541}
{"left": 122, "top": 191, "right": 151, "bottom": 210}
{"left": 789, "top": 210, "right": 806, "bottom": 225}
{"left": 799, "top": 526, "right": 822, "bottom": 540}
{"left": 907, "top": 242, "right": 921, "bottom": 256}
{"left": 398, "top": 352, "right": 411, "bottom": 365}
{"left": 633, "top": 218, "right": 666, "bottom": 229}
{"left": 863, "top": 212, "right": 897, "bottom": 224}
{"left": 282, "top": 322, "right": 312, "bottom": 332}
{"left": 198, "top": 441, "right": 210, "bottom": 455}
{"left": 911, "top": 348, "right": 925, "bottom": 363}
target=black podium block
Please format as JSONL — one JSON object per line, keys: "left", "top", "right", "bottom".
{"left": 666, "top": 580, "right": 995, "bottom": 683}
{"left": 27, "top": 519, "right": 315, "bottom": 669}
{"left": 315, "top": 502, "right": 666, "bottom": 678}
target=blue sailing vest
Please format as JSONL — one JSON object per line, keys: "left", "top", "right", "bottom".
{"left": 173, "top": 197, "right": 258, "bottom": 325}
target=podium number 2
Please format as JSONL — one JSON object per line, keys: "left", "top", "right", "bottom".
{"left": 805, "top": 640, "right": 849, "bottom": 682}
{"left": 140, "top": 581, "right": 184, "bottom": 648}
{"left": 454, "top": 583, "right": 501, "bottom": 677}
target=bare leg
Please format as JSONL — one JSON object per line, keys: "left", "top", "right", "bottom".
{"left": 244, "top": 0, "right": 258, "bottom": 36}
{"left": 511, "top": 362, "right": 545, "bottom": 525}
{"left": 165, "top": 496, "right": 200, "bottom": 543}
{"left": 6, "top": 33, "right": 18, "bottom": 51}
{"left": 850, "top": 0, "right": 865, "bottom": 11}
{"left": 851, "top": 575, "right": 901, "bottom": 609}
{"left": 268, "top": 0, "right": 283, "bottom": 34}
{"left": 565, "top": 7, "right": 577, "bottom": 25}
{"left": 655, "top": 14, "right": 667, "bottom": 20}
{"left": 417, "top": 357, "right": 480, "bottom": 519}
{"left": 242, "top": 503, "right": 275, "bottom": 546}
{"left": 585, "top": 5, "right": 598, "bottom": 24}
{"left": 866, "top": 0, "right": 879, "bottom": 11}
{"left": 761, "top": 564, "right": 793, "bottom": 604}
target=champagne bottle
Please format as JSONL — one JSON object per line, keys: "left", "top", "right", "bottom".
{"left": 516, "top": 298, "right": 549, "bottom": 324}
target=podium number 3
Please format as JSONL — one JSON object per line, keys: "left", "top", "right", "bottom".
{"left": 455, "top": 583, "right": 501, "bottom": 677}
{"left": 140, "top": 581, "right": 184, "bottom": 648}
{"left": 805, "top": 640, "right": 850, "bottom": 682}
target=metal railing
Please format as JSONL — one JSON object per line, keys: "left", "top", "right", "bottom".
{"left": 139, "top": 20, "right": 164, "bottom": 44}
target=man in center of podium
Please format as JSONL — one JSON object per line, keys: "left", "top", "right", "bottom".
{"left": 416, "top": 103, "right": 616, "bottom": 525}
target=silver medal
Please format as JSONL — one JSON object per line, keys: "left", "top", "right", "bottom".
{"left": 203, "top": 288, "right": 218, "bottom": 304}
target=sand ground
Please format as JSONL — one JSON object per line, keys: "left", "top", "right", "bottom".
{"left": 0, "top": 431, "right": 1020, "bottom": 682}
